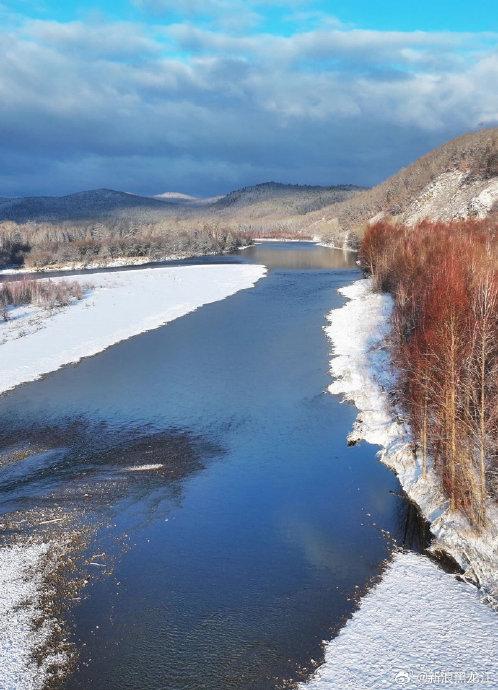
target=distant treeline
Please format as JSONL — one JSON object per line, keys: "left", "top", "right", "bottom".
{"left": 0, "top": 219, "right": 246, "bottom": 268}
{"left": 360, "top": 218, "right": 498, "bottom": 528}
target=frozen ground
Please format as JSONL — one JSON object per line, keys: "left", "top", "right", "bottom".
{"left": 301, "top": 551, "right": 497, "bottom": 690}
{"left": 0, "top": 541, "right": 67, "bottom": 690}
{"left": 0, "top": 263, "right": 266, "bottom": 395}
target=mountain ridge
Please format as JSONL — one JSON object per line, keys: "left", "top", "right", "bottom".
{"left": 0, "top": 183, "right": 363, "bottom": 223}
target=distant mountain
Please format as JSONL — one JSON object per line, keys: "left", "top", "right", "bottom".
{"left": 0, "top": 182, "right": 364, "bottom": 226}
{"left": 0, "top": 188, "right": 174, "bottom": 222}
{"left": 307, "top": 127, "right": 498, "bottom": 246}
{"left": 213, "top": 182, "right": 364, "bottom": 214}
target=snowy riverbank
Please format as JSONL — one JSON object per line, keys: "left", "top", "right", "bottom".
{"left": 0, "top": 541, "right": 67, "bottom": 690}
{"left": 301, "top": 551, "right": 497, "bottom": 690}
{"left": 326, "top": 278, "right": 498, "bottom": 601}
{"left": 302, "top": 278, "right": 498, "bottom": 689}
{"left": 0, "top": 263, "right": 266, "bottom": 396}
{"left": 0, "top": 250, "right": 226, "bottom": 275}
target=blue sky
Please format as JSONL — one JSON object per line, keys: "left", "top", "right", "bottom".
{"left": 6, "top": 0, "right": 498, "bottom": 32}
{"left": 1, "top": 0, "right": 497, "bottom": 195}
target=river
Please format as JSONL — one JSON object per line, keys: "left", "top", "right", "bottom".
{"left": 0, "top": 242, "right": 428, "bottom": 689}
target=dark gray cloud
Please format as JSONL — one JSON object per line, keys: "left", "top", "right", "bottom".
{"left": 0, "top": 16, "right": 497, "bottom": 196}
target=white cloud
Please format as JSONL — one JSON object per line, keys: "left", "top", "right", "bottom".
{"left": 24, "top": 19, "right": 160, "bottom": 58}
{"left": 133, "top": 0, "right": 262, "bottom": 31}
{"left": 0, "top": 16, "right": 497, "bottom": 195}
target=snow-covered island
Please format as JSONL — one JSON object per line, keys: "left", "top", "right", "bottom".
{"left": 0, "top": 263, "right": 266, "bottom": 396}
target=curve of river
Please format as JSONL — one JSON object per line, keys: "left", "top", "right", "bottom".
{"left": 0, "top": 242, "right": 428, "bottom": 689}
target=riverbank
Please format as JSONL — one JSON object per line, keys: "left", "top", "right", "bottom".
{"left": 0, "top": 263, "right": 266, "bottom": 395}
{"left": 301, "top": 550, "right": 497, "bottom": 689}
{"left": 326, "top": 278, "right": 498, "bottom": 600}
{"left": 0, "top": 249, "right": 231, "bottom": 275}
{"left": 302, "top": 277, "right": 498, "bottom": 688}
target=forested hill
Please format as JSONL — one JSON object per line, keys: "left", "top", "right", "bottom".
{"left": 0, "top": 183, "right": 363, "bottom": 224}
{"left": 0, "top": 189, "right": 175, "bottom": 222}
{"left": 306, "top": 127, "right": 498, "bottom": 247}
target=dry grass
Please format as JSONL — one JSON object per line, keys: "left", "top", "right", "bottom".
{"left": 0, "top": 278, "right": 84, "bottom": 318}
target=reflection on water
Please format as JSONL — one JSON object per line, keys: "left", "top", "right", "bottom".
{"left": 0, "top": 243, "right": 427, "bottom": 690}
{"left": 241, "top": 242, "right": 357, "bottom": 270}
{"left": 0, "top": 240, "right": 356, "bottom": 282}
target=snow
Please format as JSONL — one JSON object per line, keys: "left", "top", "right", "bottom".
{"left": 470, "top": 179, "right": 498, "bottom": 217}
{"left": 304, "top": 277, "right": 498, "bottom": 687}
{"left": 125, "top": 463, "right": 163, "bottom": 471}
{"left": 0, "top": 263, "right": 266, "bottom": 395}
{"left": 301, "top": 551, "right": 498, "bottom": 690}
{"left": 250, "top": 237, "right": 314, "bottom": 243}
{"left": 0, "top": 541, "right": 67, "bottom": 690}
{"left": 403, "top": 171, "right": 498, "bottom": 225}
{"left": 326, "top": 278, "right": 498, "bottom": 602}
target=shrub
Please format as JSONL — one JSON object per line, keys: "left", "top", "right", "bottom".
{"left": 360, "top": 219, "right": 498, "bottom": 528}
{"left": 0, "top": 278, "right": 84, "bottom": 313}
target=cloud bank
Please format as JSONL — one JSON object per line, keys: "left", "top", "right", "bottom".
{"left": 0, "top": 8, "right": 497, "bottom": 196}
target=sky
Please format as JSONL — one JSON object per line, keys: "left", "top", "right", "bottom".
{"left": 1, "top": 1, "right": 497, "bottom": 197}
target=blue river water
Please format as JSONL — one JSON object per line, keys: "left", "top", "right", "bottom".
{"left": 0, "top": 242, "right": 427, "bottom": 689}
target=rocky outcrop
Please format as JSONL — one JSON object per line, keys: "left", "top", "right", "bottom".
{"left": 308, "top": 127, "right": 498, "bottom": 244}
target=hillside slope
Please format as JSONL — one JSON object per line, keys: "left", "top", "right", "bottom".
{"left": 212, "top": 182, "right": 362, "bottom": 214}
{"left": 0, "top": 189, "right": 177, "bottom": 222}
{"left": 308, "top": 128, "right": 498, "bottom": 247}
{"left": 167, "top": 182, "right": 361, "bottom": 237}
{"left": 0, "top": 183, "right": 362, "bottom": 228}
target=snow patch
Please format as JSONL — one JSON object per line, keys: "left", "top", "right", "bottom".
{"left": 0, "top": 263, "right": 266, "bottom": 395}
{"left": 0, "top": 541, "right": 68, "bottom": 690}
{"left": 403, "top": 171, "right": 498, "bottom": 224}
{"left": 125, "top": 464, "right": 164, "bottom": 472}
{"left": 469, "top": 178, "right": 498, "bottom": 217}
{"left": 301, "top": 551, "right": 498, "bottom": 690}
